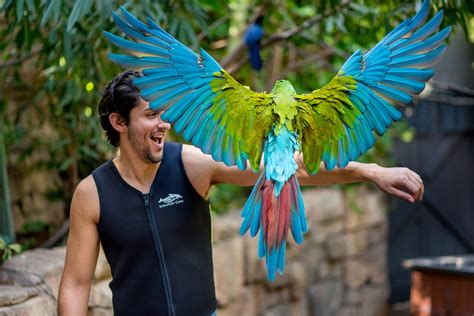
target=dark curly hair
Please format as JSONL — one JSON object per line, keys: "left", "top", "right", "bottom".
{"left": 98, "top": 70, "right": 144, "bottom": 147}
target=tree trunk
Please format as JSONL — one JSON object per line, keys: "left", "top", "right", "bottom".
{"left": 0, "top": 101, "right": 15, "bottom": 243}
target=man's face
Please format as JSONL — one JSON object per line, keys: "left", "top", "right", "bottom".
{"left": 126, "top": 98, "right": 171, "bottom": 164}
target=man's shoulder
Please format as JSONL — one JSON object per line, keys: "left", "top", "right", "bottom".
{"left": 181, "top": 143, "right": 210, "bottom": 156}
{"left": 180, "top": 144, "right": 216, "bottom": 197}
{"left": 73, "top": 175, "right": 99, "bottom": 204}
{"left": 71, "top": 175, "right": 100, "bottom": 222}
{"left": 181, "top": 144, "right": 215, "bottom": 165}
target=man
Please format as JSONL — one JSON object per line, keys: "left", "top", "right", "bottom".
{"left": 58, "top": 70, "right": 423, "bottom": 315}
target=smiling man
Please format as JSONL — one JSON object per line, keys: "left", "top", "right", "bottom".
{"left": 58, "top": 70, "right": 423, "bottom": 316}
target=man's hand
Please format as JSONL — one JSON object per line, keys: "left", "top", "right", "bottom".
{"left": 369, "top": 165, "right": 424, "bottom": 203}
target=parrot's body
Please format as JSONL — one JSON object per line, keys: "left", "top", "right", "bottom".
{"left": 105, "top": 0, "right": 451, "bottom": 281}
{"left": 240, "top": 80, "right": 304, "bottom": 280}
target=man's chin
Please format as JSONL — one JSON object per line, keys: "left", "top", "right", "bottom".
{"left": 145, "top": 153, "right": 163, "bottom": 164}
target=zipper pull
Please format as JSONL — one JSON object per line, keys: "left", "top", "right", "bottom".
{"left": 143, "top": 194, "right": 150, "bottom": 206}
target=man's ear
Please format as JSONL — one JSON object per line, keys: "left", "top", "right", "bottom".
{"left": 109, "top": 113, "right": 127, "bottom": 133}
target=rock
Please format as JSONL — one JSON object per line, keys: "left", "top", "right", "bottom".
{"left": 367, "top": 221, "right": 387, "bottom": 246}
{"left": 2, "top": 248, "right": 66, "bottom": 274}
{"left": 361, "top": 285, "right": 388, "bottom": 316}
{"left": 345, "top": 230, "right": 368, "bottom": 257}
{"left": 0, "top": 296, "right": 55, "bottom": 316}
{"left": 336, "top": 306, "right": 362, "bottom": 316}
{"left": 326, "top": 233, "right": 346, "bottom": 260}
{"left": 6, "top": 271, "right": 43, "bottom": 286}
{"left": 89, "top": 279, "right": 112, "bottom": 308}
{"left": 343, "top": 290, "right": 362, "bottom": 305}
{"left": 344, "top": 259, "right": 368, "bottom": 290}
{"left": 288, "top": 261, "right": 308, "bottom": 300}
{"left": 0, "top": 285, "right": 36, "bottom": 307}
{"left": 318, "top": 260, "right": 343, "bottom": 281}
{"left": 264, "top": 259, "right": 308, "bottom": 293}
{"left": 307, "top": 280, "right": 343, "bottom": 316}
{"left": 284, "top": 233, "right": 306, "bottom": 259}
{"left": 313, "top": 220, "right": 344, "bottom": 245}
{"left": 299, "top": 296, "right": 312, "bottom": 316}
{"left": 264, "top": 268, "right": 292, "bottom": 289}
{"left": 261, "top": 288, "right": 291, "bottom": 311}
{"left": 2, "top": 248, "right": 66, "bottom": 299}
{"left": 301, "top": 247, "right": 324, "bottom": 283}
{"left": 242, "top": 233, "right": 267, "bottom": 283}
{"left": 217, "top": 286, "right": 259, "bottom": 316}
{"left": 304, "top": 188, "right": 345, "bottom": 226}
{"left": 262, "top": 303, "right": 294, "bottom": 316}
{"left": 364, "top": 244, "right": 387, "bottom": 285}
{"left": 88, "top": 307, "right": 113, "bottom": 316}
{"left": 213, "top": 236, "right": 244, "bottom": 306}
{"left": 345, "top": 188, "right": 386, "bottom": 231}
{"left": 344, "top": 243, "right": 387, "bottom": 290}
{"left": 0, "top": 270, "right": 13, "bottom": 285}
{"left": 212, "top": 211, "right": 241, "bottom": 242}
{"left": 8, "top": 166, "right": 65, "bottom": 229}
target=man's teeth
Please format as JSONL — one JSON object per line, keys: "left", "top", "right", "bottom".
{"left": 151, "top": 135, "right": 163, "bottom": 144}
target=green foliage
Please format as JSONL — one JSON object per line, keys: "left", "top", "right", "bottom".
{"left": 209, "top": 184, "right": 249, "bottom": 214}
{"left": 19, "top": 220, "right": 49, "bottom": 235}
{"left": 0, "top": 237, "right": 22, "bottom": 262}
{"left": 17, "top": 220, "right": 51, "bottom": 250}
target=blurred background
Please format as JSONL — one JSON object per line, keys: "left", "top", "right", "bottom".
{"left": 0, "top": 0, "right": 472, "bottom": 315}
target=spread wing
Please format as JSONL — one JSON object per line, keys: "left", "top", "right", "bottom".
{"left": 295, "top": 0, "right": 451, "bottom": 174}
{"left": 105, "top": 7, "right": 275, "bottom": 171}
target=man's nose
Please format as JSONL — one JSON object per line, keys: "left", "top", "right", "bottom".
{"left": 158, "top": 121, "right": 171, "bottom": 130}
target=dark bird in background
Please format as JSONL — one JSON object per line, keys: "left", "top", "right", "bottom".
{"left": 244, "top": 16, "right": 264, "bottom": 71}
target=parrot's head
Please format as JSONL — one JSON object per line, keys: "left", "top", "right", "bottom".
{"left": 271, "top": 80, "right": 296, "bottom": 96}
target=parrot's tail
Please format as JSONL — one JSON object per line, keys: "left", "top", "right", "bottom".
{"left": 240, "top": 170, "right": 307, "bottom": 281}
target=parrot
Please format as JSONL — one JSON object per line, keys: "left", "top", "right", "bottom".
{"left": 244, "top": 15, "right": 264, "bottom": 71}
{"left": 104, "top": 0, "right": 451, "bottom": 281}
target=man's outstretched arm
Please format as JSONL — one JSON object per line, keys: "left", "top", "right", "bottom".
{"left": 294, "top": 154, "right": 423, "bottom": 203}
{"left": 206, "top": 147, "right": 423, "bottom": 203}
{"left": 58, "top": 176, "right": 100, "bottom": 315}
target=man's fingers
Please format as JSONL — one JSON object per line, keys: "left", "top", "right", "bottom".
{"left": 418, "top": 182, "right": 424, "bottom": 201}
{"left": 399, "top": 175, "right": 419, "bottom": 197}
{"left": 407, "top": 172, "right": 424, "bottom": 201}
{"left": 391, "top": 188, "right": 415, "bottom": 203}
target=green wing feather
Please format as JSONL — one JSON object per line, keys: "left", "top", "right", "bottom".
{"left": 295, "top": 75, "right": 363, "bottom": 174}
{"left": 210, "top": 70, "right": 275, "bottom": 171}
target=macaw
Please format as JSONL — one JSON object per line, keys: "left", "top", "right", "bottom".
{"left": 244, "top": 16, "right": 264, "bottom": 71}
{"left": 104, "top": 0, "right": 451, "bottom": 281}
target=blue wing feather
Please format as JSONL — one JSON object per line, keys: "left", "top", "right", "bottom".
{"left": 106, "top": 7, "right": 252, "bottom": 171}
{"left": 328, "top": 0, "right": 449, "bottom": 168}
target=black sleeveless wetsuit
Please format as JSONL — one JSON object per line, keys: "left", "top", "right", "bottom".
{"left": 92, "top": 142, "right": 216, "bottom": 316}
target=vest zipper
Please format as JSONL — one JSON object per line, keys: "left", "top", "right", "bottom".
{"left": 143, "top": 193, "right": 176, "bottom": 316}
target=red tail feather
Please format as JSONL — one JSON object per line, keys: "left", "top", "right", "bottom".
{"left": 262, "top": 180, "right": 292, "bottom": 253}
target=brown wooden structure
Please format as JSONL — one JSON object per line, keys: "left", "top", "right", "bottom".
{"left": 404, "top": 255, "right": 474, "bottom": 315}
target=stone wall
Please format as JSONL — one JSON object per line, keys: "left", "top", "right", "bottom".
{"left": 8, "top": 165, "right": 65, "bottom": 232}
{"left": 0, "top": 187, "right": 389, "bottom": 316}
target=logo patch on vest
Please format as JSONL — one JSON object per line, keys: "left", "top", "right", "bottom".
{"left": 158, "top": 193, "right": 184, "bottom": 208}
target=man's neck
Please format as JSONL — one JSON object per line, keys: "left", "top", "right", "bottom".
{"left": 113, "top": 151, "right": 161, "bottom": 193}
